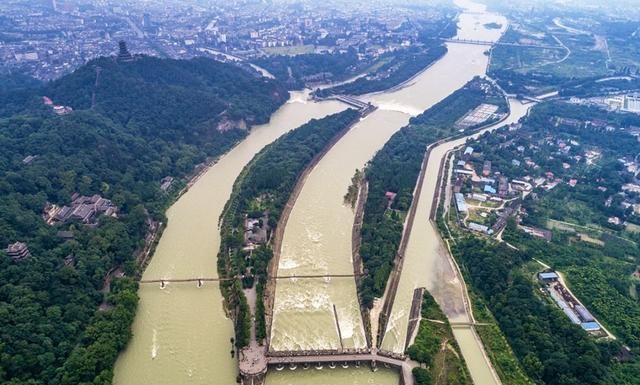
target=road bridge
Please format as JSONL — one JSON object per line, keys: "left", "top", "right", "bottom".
{"left": 442, "top": 38, "right": 563, "bottom": 50}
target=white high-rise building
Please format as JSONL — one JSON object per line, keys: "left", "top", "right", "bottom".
{"left": 624, "top": 93, "right": 640, "bottom": 113}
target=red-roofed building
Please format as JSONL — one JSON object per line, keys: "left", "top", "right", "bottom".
{"left": 385, "top": 191, "right": 397, "bottom": 209}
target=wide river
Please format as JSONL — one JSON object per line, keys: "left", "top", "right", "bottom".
{"left": 112, "top": 92, "right": 347, "bottom": 384}
{"left": 114, "top": 1, "right": 525, "bottom": 384}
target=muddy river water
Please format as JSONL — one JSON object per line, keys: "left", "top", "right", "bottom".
{"left": 114, "top": 1, "right": 528, "bottom": 384}
{"left": 113, "top": 92, "right": 347, "bottom": 385}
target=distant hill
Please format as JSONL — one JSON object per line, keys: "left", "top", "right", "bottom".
{"left": 0, "top": 56, "right": 287, "bottom": 385}
{"left": 46, "top": 56, "right": 288, "bottom": 139}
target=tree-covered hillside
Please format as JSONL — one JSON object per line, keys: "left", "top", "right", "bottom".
{"left": 0, "top": 56, "right": 288, "bottom": 385}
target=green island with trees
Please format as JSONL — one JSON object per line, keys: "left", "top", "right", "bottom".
{"left": 408, "top": 292, "right": 473, "bottom": 385}
{"left": 254, "top": 49, "right": 363, "bottom": 89}
{"left": 216, "top": 109, "right": 360, "bottom": 348}
{"left": 358, "top": 77, "right": 508, "bottom": 308}
{"left": 0, "top": 55, "right": 288, "bottom": 385}
{"left": 253, "top": 16, "right": 456, "bottom": 94}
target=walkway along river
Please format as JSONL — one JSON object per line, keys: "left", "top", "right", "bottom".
{"left": 266, "top": 1, "right": 517, "bottom": 384}
{"left": 112, "top": 91, "right": 347, "bottom": 385}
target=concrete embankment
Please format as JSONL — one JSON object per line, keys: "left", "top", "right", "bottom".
{"left": 376, "top": 142, "right": 435, "bottom": 349}
{"left": 376, "top": 112, "right": 511, "bottom": 349}
{"left": 351, "top": 181, "right": 372, "bottom": 347}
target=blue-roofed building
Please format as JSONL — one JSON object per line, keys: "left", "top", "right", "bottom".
{"left": 479, "top": 177, "right": 496, "bottom": 184}
{"left": 484, "top": 185, "right": 497, "bottom": 194}
{"left": 581, "top": 322, "right": 601, "bottom": 332}
{"left": 512, "top": 159, "right": 521, "bottom": 166}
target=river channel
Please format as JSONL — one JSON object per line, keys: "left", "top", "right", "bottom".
{"left": 113, "top": 91, "right": 346, "bottom": 385}
{"left": 116, "top": 0, "right": 522, "bottom": 384}
{"left": 379, "top": 98, "right": 532, "bottom": 384}
{"left": 268, "top": 1, "right": 513, "bottom": 384}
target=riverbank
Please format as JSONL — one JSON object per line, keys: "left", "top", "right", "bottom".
{"left": 361, "top": 77, "right": 509, "bottom": 327}
{"left": 113, "top": 92, "right": 347, "bottom": 385}
{"left": 351, "top": 180, "right": 371, "bottom": 347}
{"left": 376, "top": 108, "right": 506, "bottom": 352}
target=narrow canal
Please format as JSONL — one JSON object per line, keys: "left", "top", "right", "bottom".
{"left": 113, "top": 91, "right": 347, "bottom": 385}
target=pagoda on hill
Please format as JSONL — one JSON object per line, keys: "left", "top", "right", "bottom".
{"left": 117, "top": 40, "right": 133, "bottom": 62}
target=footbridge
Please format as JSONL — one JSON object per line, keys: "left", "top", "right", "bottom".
{"left": 139, "top": 273, "right": 366, "bottom": 287}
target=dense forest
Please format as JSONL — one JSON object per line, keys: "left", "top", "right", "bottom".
{"left": 217, "top": 109, "right": 359, "bottom": 347}
{"left": 452, "top": 235, "right": 621, "bottom": 385}
{"left": 358, "top": 78, "right": 507, "bottom": 307}
{"left": 0, "top": 56, "right": 288, "bottom": 385}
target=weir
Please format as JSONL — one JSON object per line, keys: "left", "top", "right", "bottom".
{"left": 404, "top": 288, "right": 425, "bottom": 352}
{"left": 241, "top": 351, "right": 414, "bottom": 385}
{"left": 263, "top": 6, "right": 514, "bottom": 384}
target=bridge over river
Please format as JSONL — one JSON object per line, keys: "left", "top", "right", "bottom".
{"left": 139, "top": 273, "right": 365, "bottom": 287}
{"left": 240, "top": 350, "right": 416, "bottom": 385}
{"left": 442, "top": 37, "right": 563, "bottom": 50}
